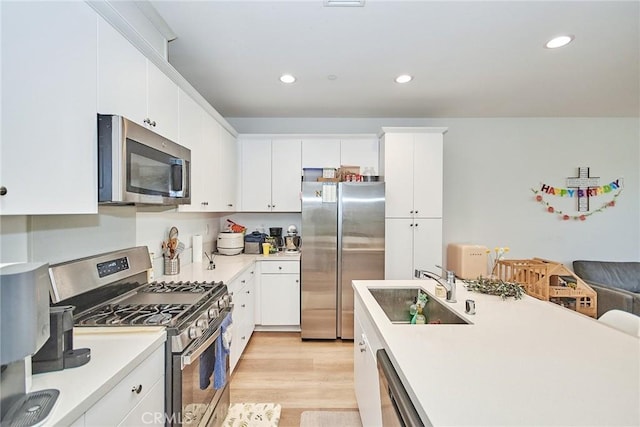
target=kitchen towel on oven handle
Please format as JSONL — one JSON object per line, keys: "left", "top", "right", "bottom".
{"left": 214, "top": 312, "right": 233, "bottom": 390}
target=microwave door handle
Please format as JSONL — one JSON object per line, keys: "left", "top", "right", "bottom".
{"left": 181, "top": 328, "right": 220, "bottom": 369}
{"left": 171, "top": 160, "right": 184, "bottom": 193}
{"left": 182, "top": 160, "right": 189, "bottom": 196}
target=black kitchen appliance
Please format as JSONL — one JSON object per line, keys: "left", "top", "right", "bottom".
{"left": 269, "top": 227, "right": 284, "bottom": 251}
{"left": 47, "top": 246, "right": 232, "bottom": 427}
{"left": 32, "top": 305, "right": 91, "bottom": 374}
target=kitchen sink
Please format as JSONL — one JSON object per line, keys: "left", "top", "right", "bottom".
{"left": 368, "top": 287, "right": 471, "bottom": 325}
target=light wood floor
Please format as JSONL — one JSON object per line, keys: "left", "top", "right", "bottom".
{"left": 229, "top": 332, "right": 359, "bottom": 426}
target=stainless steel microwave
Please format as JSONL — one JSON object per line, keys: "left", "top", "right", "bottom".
{"left": 98, "top": 114, "right": 191, "bottom": 205}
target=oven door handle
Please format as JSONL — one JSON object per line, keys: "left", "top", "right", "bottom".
{"left": 181, "top": 328, "right": 221, "bottom": 369}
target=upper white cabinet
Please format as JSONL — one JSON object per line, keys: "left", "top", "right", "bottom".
{"left": 178, "top": 91, "right": 238, "bottom": 213}
{"left": 341, "top": 137, "right": 380, "bottom": 175}
{"left": 301, "top": 136, "right": 379, "bottom": 174}
{"left": 1, "top": 1, "right": 98, "bottom": 215}
{"left": 240, "top": 138, "right": 301, "bottom": 212}
{"left": 217, "top": 128, "right": 238, "bottom": 212}
{"left": 98, "top": 18, "right": 179, "bottom": 142}
{"left": 380, "top": 127, "right": 446, "bottom": 279}
{"left": 381, "top": 129, "right": 445, "bottom": 219}
{"left": 301, "top": 139, "right": 341, "bottom": 169}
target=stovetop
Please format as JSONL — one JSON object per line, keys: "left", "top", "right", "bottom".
{"left": 75, "top": 280, "right": 226, "bottom": 328}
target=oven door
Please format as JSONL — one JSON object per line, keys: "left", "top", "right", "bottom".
{"left": 170, "top": 312, "right": 231, "bottom": 427}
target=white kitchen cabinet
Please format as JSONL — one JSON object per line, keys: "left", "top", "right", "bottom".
{"left": 385, "top": 218, "right": 443, "bottom": 280}
{"left": 300, "top": 136, "right": 379, "bottom": 174}
{"left": 259, "top": 260, "right": 300, "bottom": 327}
{"left": 216, "top": 127, "right": 239, "bottom": 212}
{"left": 301, "top": 139, "right": 341, "bottom": 169}
{"left": 340, "top": 137, "right": 380, "bottom": 175}
{"left": 380, "top": 128, "right": 446, "bottom": 279}
{"left": 228, "top": 265, "right": 256, "bottom": 373}
{"left": 354, "top": 299, "right": 383, "bottom": 427}
{"left": 178, "top": 92, "right": 238, "bottom": 213}
{"left": 240, "top": 138, "right": 301, "bottom": 212}
{"left": 0, "top": 1, "right": 98, "bottom": 215}
{"left": 98, "top": 17, "right": 179, "bottom": 142}
{"left": 382, "top": 129, "right": 444, "bottom": 219}
{"left": 84, "top": 345, "right": 164, "bottom": 426}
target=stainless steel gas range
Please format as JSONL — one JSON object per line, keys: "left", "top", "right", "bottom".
{"left": 48, "top": 246, "right": 232, "bottom": 427}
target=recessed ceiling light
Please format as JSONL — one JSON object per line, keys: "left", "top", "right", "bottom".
{"left": 323, "top": 0, "right": 365, "bottom": 7}
{"left": 327, "top": 74, "right": 338, "bottom": 81}
{"left": 545, "top": 35, "right": 574, "bottom": 49}
{"left": 280, "top": 74, "right": 296, "bottom": 84}
{"left": 395, "top": 74, "right": 413, "bottom": 84}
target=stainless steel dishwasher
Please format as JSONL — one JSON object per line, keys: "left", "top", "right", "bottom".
{"left": 377, "top": 349, "right": 426, "bottom": 427}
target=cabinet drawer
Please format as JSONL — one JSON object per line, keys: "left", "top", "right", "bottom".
{"left": 85, "top": 345, "right": 164, "bottom": 426}
{"left": 261, "top": 261, "right": 300, "bottom": 274}
{"left": 228, "top": 265, "right": 256, "bottom": 296}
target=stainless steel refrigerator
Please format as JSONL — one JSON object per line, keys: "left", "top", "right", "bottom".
{"left": 301, "top": 181, "right": 385, "bottom": 339}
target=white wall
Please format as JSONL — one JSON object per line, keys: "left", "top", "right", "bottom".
{"left": 229, "top": 117, "right": 640, "bottom": 266}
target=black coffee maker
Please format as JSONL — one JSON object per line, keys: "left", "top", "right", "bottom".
{"left": 32, "top": 305, "right": 91, "bottom": 374}
{"left": 269, "top": 227, "right": 284, "bottom": 251}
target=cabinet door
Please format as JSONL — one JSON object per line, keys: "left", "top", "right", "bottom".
{"left": 271, "top": 139, "right": 302, "bottom": 212}
{"left": 217, "top": 127, "right": 238, "bottom": 211}
{"left": 146, "top": 61, "right": 180, "bottom": 142}
{"left": 260, "top": 274, "right": 300, "bottom": 325}
{"left": 1, "top": 1, "right": 97, "bottom": 215}
{"left": 199, "top": 114, "right": 220, "bottom": 210}
{"left": 384, "top": 218, "right": 415, "bottom": 280}
{"left": 413, "top": 218, "right": 443, "bottom": 275}
{"left": 301, "top": 139, "right": 340, "bottom": 169}
{"left": 354, "top": 316, "right": 383, "bottom": 427}
{"left": 382, "top": 133, "right": 414, "bottom": 218}
{"left": 177, "top": 92, "right": 210, "bottom": 212}
{"left": 341, "top": 138, "right": 379, "bottom": 175}
{"left": 413, "top": 133, "right": 443, "bottom": 218}
{"left": 118, "top": 377, "right": 165, "bottom": 426}
{"left": 240, "top": 139, "right": 272, "bottom": 211}
{"left": 97, "top": 17, "right": 146, "bottom": 124}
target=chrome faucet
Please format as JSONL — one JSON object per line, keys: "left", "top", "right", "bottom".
{"left": 414, "top": 268, "right": 457, "bottom": 303}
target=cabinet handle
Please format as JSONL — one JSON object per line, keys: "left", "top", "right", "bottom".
{"left": 241, "top": 304, "right": 246, "bottom": 308}
{"left": 415, "top": 223, "right": 419, "bottom": 227}
{"left": 410, "top": 223, "right": 414, "bottom": 227}
{"left": 295, "top": 280, "right": 299, "bottom": 283}
{"left": 278, "top": 266, "right": 282, "bottom": 270}
{"left": 415, "top": 210, "right": 419, "bottom": 214}
{"left": 358, "top": 341, "right": 366, "bottom": 353}
{"left": 131, "top": 384, "right": 143, "bottom": 394}
{"left": 241, "top": 336, "right": 246, "bottom": 340}
{"left": 0, "top": 186, "right": 6, "bottom": 196}
{"left": 201, "top": 201, "right": 208, "bottom": 206}
{"left": 227, "top": 204, "right": 233, "bottom": 207}
{"left": 143, "top": 118, "right": 156, "bottom": 127}
{"left": 246, "top": 290, "right": 250, "bottom": 294}
{"left": 241, "top": 280, "right": 246, "bottom": 284}
{"left": 267, "top": 204, "right": 271, "bottom": 208}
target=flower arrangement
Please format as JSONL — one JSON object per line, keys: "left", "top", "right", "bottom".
{"left": 487, "top": 246, "right": 509, "bottom": 277}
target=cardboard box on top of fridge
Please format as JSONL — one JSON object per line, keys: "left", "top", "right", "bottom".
{"left": 447, "top": 244, "right": 488, "bottom": 280}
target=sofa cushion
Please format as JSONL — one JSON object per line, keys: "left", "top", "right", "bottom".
{"left": 573, "top": 260, "right": 640, "bottom": 293}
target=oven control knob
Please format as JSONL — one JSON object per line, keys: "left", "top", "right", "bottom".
{"left": 188, "top": 326, "right": 202, "bottom": 339}
{"left": 208, "top": 307, "right": 220, "bottom": 319}
{"left": 196, "top": 319, "right": 208, "bottom": 329}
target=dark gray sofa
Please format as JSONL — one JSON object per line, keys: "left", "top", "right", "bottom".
{"left": 573, "top": 260, "right": 640, "bottom": 318}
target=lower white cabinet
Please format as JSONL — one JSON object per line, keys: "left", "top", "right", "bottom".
{"left": 354, "top": 299, "right": 383, "bottom": 427}
{"left": 228, "top": 264, "right": 256, "bottom": 373}
{"left": 385, "top": 218, "right": 443, "bottom": 280}
{"left": 83, "top": 345, "right": 165, "bottom": 426}
{"left": 259, "top": 260, "right": 300, "bottom": 326}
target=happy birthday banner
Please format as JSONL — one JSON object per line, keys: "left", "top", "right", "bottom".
{"left": 538, "top": 179, "right": 622, "bottom": 198}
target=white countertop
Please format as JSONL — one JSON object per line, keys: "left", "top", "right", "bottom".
{"left": 155, "top": 252, "right": 300, "bottom": 283}
{"left": 353, "top": 279, "right": 640, "bottom": 427}
{"left": 30, "top": 327, "right": 166, "bottom": 426}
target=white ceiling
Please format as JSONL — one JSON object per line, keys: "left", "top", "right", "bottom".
{"left": 149, "top": 0, "right": 639, "bottom": 118}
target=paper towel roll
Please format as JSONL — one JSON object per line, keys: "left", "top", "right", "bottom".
{"left": 192, "top": 235, "right": 203, "bottom": 263}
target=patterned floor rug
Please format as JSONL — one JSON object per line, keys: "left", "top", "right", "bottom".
{"left": 222, "top": 403, "right": 281, "bottom": 427}
{"left": 299, "top": 410, "right": 362, "bottom": 427}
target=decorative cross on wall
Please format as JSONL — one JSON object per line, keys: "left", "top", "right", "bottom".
{"left": 566, "top": 167, "right": 600, "bottom": 212}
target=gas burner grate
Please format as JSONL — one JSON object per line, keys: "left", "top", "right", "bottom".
{"left": 143, "top": 280, "right": 220, "bottom": 293}
{"left": 76, "top": 303, "right": 190, "bottom": 326}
